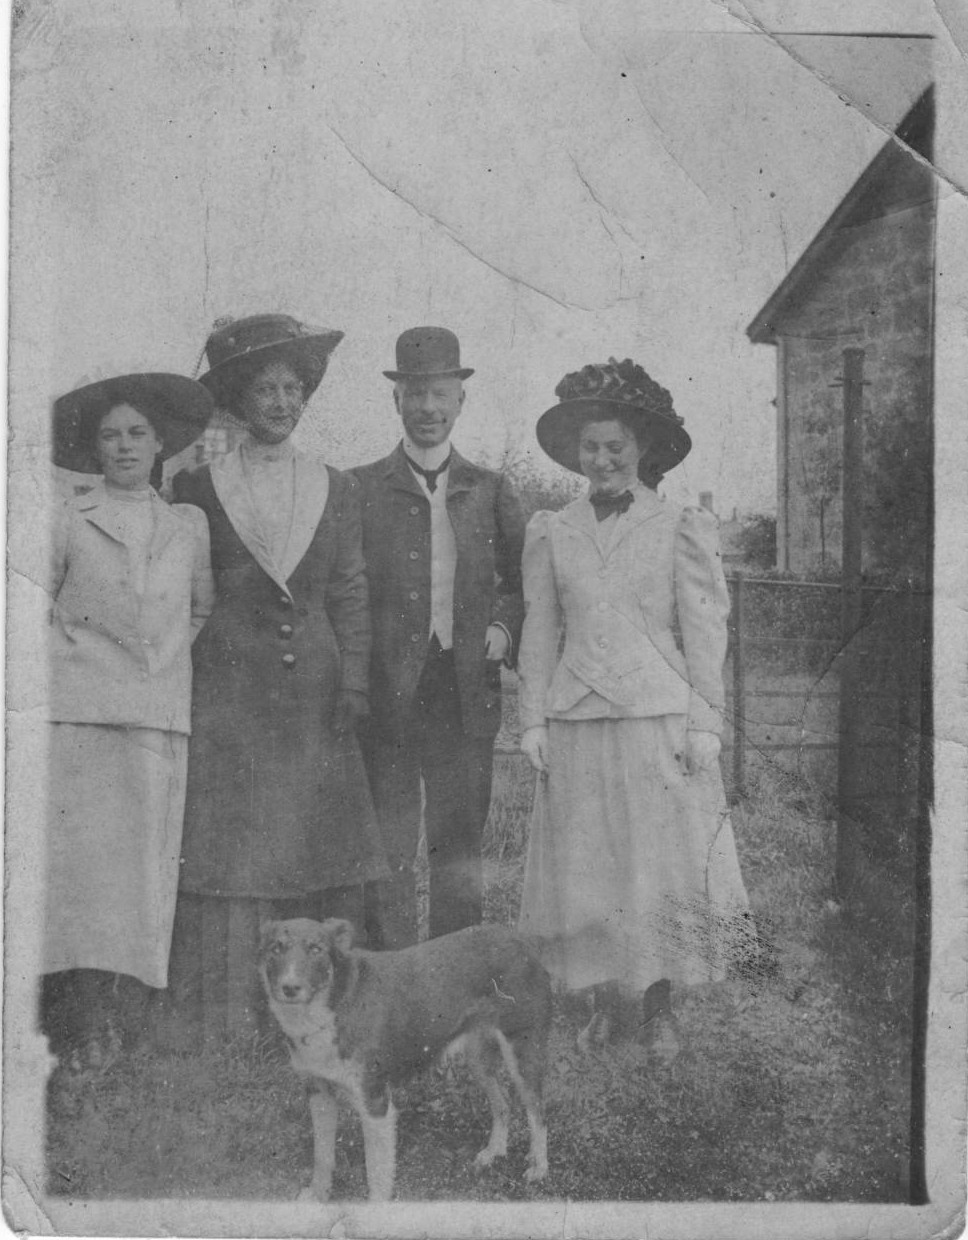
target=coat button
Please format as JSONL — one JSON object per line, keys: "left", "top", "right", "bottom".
{"left": 279, "top": 624, "right": 293, "bottom": 638}
{"left": 409, "top": 591, "right": 419, "bottom": 601}
{"left": 279, "top": 595, "right": 292, "bottom": 607}
{"left": 282, "top": 653, "right": 296, "bottom": 668}
{"left": 410, "top": 633, "right": 421, "bottom": 643}
{"left": 409, "top": 550, "right": 419, "bottom": 560}
{"left": 410, "top": 506, "right": 420, "bottom": 515}
{"left": 597, "top": 637, "right": 609, "bottom": 649}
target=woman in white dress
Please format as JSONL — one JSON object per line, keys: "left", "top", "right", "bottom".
{"left": 517, "top": 358, "right": 754, "bottom": 1050}
{"left": 44, "top": 372, "right": 214, "bottom": 1066}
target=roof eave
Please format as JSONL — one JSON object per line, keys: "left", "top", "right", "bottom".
{"left": 746, "top": 85, "right": 934, "bottom": 345}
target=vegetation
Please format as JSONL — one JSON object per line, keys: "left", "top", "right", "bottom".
{"left": 46, "top": 740, "right": 913, "bottom": 1203}
{"left": 504, "top": 459, "right": 584, "bottom": 522}
{"left": 733, "top": 513, "right": 777, "bottom": 571}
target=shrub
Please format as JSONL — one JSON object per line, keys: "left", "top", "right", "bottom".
{"left": 734, "top": 514, "right": 777, "bottom": 570}
{"left": 504, "top": 459, "right": 584, "bottom": 522}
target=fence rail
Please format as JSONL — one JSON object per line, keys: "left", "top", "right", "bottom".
{"left": 723, "top": 574, "right": 928, "bottom": 898}
{"left": 498, "top": 573, "right": 928, "bottom": 863}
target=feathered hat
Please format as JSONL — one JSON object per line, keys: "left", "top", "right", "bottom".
{"left": 535, "top": 357, "right": 691, "bottom": 481}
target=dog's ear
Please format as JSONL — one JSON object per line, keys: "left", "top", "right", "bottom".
{"left": 259, "top": 919, "right": 281, "bottom": 949}
{"left": 321, "top": 918, "right": 357, "bottom": 954}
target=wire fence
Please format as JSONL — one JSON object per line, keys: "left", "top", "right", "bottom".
{"left": 497, "top": 572, "right": 930, "bottom": 885}
{"left": 723, "top": 575, "right": 928, "bottom": 816}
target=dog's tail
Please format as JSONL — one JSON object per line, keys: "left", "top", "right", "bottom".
{"left": 518, "top": 922, "right": 615, "bottom": 976}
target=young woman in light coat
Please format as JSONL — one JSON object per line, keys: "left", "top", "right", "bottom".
{"left": 44, "top": 372, "right": 214, "bottom": 1067}
{"left": 517, "top": 358, "right": 754, "bottom": 1052}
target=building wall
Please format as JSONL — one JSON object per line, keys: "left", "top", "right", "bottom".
{"left": 160, "top": 415, "right": 246, "bottom": 495}
{"left": 777, "top": 198, "right": 933, "bottom": 578}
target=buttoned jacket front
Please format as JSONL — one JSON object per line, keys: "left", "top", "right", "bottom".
{"left": 48, "top": 484, "right": 214, "bottom": 733}
{"left": 353, "top": 444, "right": 526, "bottom": 741}
{"left": 172, "top": 459, "right": 371, "bottom": 718}
{"left": 171, "top": 458, "right": 387, "bottom": 897}
{"left": 518, "top": 488, "right": 729, "bottom": 733}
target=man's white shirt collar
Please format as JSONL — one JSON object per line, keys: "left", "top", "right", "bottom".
{"left": 403, "top": 436, "right": 452, "bottom": 472}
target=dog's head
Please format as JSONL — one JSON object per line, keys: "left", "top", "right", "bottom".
{"left": 259, "top": 918, "right": 356, "bottom": 1007}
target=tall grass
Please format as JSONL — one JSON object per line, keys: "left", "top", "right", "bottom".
{"left": 46, "top": 749, "right": 914, "bottom": 1203}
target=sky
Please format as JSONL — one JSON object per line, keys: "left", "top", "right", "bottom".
{"left": 9, "top": 0, "right": 947, "bottom": 516}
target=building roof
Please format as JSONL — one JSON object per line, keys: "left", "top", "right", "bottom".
{"left": 746, "top": 87, "right": 934, "bottom": 345}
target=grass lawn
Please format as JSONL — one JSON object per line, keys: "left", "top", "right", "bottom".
{"left": 45, "top": 749, "right": 915, "bottom": 1203}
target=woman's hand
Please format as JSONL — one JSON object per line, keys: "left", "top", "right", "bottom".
{"left": 521, "top": 725, "right": 550, "bottom": 775}
{"left": 685, "top": 729, "right": 721, "bottom": 775}
{"left": 484, "top": 624, "right": 510, "bottom": 663}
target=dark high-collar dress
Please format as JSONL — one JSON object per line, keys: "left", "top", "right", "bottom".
{"left": 174, "top": 449, "right": 388, "bottom": 899}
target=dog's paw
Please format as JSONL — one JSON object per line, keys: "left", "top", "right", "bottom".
{"left": 524, "top": 1159, "right": 548, "bottom": 1183}
{"left": 472, "top": 1145, "right": 506, "bottom": 1174}
{"left": 297, "top": 1184, "right": 330, "bottom": 1203}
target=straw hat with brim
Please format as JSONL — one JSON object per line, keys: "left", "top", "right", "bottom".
{"left": 52, "top": 373, "right": 215, "bottom": 474}
{"left": 535, "top": 358, "right": 691, "bottom": 482}
{"left": 198, "top": 314, "right": 345, "bottom": 409}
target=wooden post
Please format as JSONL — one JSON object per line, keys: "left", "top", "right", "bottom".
{"left": 226, "top": 899, "right": 262, "bottom": 1037}
{"left": 731, "top": 574, "right": 745, "bottom": 800}
{"left": 201, "top": 897, "right": 228, "bottom": 1043}
{"left": 835, "top": 348, "right": 866, "bottom": 899}
{"left": 200, "top": 897, "right": 263, "bottom": 1041}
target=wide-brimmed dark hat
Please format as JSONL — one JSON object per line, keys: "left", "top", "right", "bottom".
{"left": 52, "top": 372, "right": 214, "bottom": 473}
{"left": 536, "top": 357, "right": 691, "bottom": 481}
{"left": 383, "top": 326, "right": 474, "bottom": 381}
{"left": 199, "top": 314, "right": 345, "bottom": 408}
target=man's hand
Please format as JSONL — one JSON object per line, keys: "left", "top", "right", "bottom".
{"left": 685, "top": 729, "right": 721, "bottom": 775}
{"left": 333, "top": 689, "right": 370, "bottom": 735}
{"left": 485, "top": 624, "right": 510, "bottom": 663}
{"left": 521, "top": 725, "right": 550, "bottom": 774}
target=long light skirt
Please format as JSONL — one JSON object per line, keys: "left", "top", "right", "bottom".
{"left": 45, "top": 723, "right": 188, "bottom": 988}
{"left": 518, "top": 716, "right": 753, "bottom": 992}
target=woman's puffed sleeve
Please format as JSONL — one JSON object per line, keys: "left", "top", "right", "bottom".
{"left": 174, "top": 503, "right": 215, "bottom": 641}
{"left": 674, "top": 505, "right": 730, "bottom": 735}
{"left": 517, "top": 510, "right": 563, "bottom": 730}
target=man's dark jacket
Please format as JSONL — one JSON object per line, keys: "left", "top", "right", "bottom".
{"left": 353, "top": 444, "right": 526, "bottom": 742}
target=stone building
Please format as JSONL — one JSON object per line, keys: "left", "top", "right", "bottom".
{"left": 747, "top": 88, "right": 934, "bottom": 583}
{"left": 161, "top": 410, "right": 246, "bottom": 487}
{"left": 745, "top": 91, "right": 934, "bottom": 880}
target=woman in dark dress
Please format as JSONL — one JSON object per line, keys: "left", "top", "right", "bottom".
{"left": 170, "top": 314, "right": 388, "bottom": 1034}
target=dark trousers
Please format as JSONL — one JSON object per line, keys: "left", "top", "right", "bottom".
{"left": 363, "top": 639, "right": 494, "bottom": 948}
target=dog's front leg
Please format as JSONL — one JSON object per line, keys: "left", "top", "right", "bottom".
{"left": 359, "top": 1093, "right": 397, "bottom": 1202}
{"left": 300, "top": 1079, "right": 339, "bottom": 1201}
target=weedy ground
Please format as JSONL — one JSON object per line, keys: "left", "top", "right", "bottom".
{"left": 45, "top": 750, "right": 914, "bottom": 1203}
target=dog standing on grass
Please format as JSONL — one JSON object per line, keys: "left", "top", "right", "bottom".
{"left": 260, "top": 918, "right": 552, "bottom": 1202}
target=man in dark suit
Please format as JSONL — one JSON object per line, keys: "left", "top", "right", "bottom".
{"left": 354, "top": 327, "right": 526, "bottom": 948}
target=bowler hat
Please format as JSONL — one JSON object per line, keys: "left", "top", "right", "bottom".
{"left": 536, "top": 358, "right": 691, "bottom": 482}
{"left": 199, "top": 314, "right": 345, "bottom": 409}
{"left": 52, "top": 373, "right": 214, "bottom": 474}
{"left": 383, "top": 326, "right": 474, "bottom": 381}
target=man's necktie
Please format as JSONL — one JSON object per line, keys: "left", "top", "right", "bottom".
{"left": 406, "top": 452, "right": 452, "bottom": 494}
{"left": 589, "top": 489, "right": 635, "bottom": 522}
